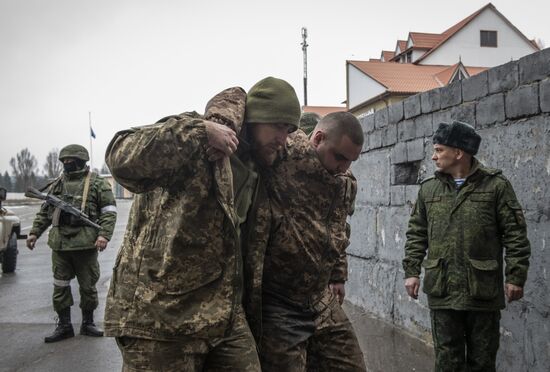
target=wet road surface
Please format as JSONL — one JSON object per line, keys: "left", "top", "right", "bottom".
{"left": 1, "top": 199, "right": 433, "bottom": 372}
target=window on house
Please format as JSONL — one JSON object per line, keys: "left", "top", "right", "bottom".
{"left": 480, "top": 30, "right": 497, "bottom": 47}
{"left": 406, "top": 52, "right": 412, "bottom": 63}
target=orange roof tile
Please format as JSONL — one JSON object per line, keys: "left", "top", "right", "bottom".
{"left": 381, "top": 50, "right": 395, "bottom": 61}
{"left": 303, "top": 106, "right": 347, "bottom": 116}
{"left": 348, "top": 60, "right": 487, "bottom": 94}
{"left": 409, "top": 32, "right": 444, "bottom": 49}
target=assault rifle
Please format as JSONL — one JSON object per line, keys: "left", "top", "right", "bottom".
{"left": 25, "top": 187, "right": 101, "bottom": 230}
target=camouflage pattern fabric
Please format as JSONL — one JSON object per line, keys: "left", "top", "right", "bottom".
{"left": 30, "top": 167, "right": 117, "bottom": 249}
{"left": 51, "top": 249, "right": 100, "bottom": 312}
{"left": 117, "top": 306, "right": 260, "bottom": 372}
{"left": 103, "top": 87, "right": 266, "bottom": 345}
{"left": 260, "top": 288, "right": 365, "bottom": 372}
{"left": 260, "top": 130, "right": 357, "bottom": 306}
{"left": 256, "top": 130, "right": 364, "bottom": 371}
{"left": 403, "top": 158, "right": 531, "bottom": 310}
{"left": 430, "top": 309, "right": 500, "bottom": 372}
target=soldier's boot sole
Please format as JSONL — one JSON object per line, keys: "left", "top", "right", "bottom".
{"left": 80, "top": 324, "right": 104, "bottom": 337}
{"left": 44, "top": 326, "right": 75, "bottom": 343}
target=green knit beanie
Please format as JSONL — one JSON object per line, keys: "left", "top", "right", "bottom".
{"left": 245, "top": 77, "right": 301, "bottom": 132}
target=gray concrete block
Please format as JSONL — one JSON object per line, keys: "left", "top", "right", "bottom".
{"left": 390, "top": 185, "right": 406, "bottom": 206}
{"left": 398, "top": 119, "right": 416, "bottom": 141}
{"left": 488, "top": 60, "right": 519, "bottom": 94}
{"left": 540, "top": 78, "right": 550, "bottom": 113}
{"left": 462, "top": 71, "right": 488, "bottom": 102}
{"left": 360, "top": 114, "right": 375, "bottom": 134}
{"left": 451, "top": 102, "right": 476, "bottom": 127}
{"left": 346, "top": 258, "right": 397, "bottom": 320}
{"left": 390, "top": 142, "right": 407, "bottom": 164}
{"left": 404, "top": 95, "right": 422, "bottom": 119}
{"left": 369, "top": 129, "right": 383, "bottom": 149}
{"left": 348, "top": 205, "right": 378, "bottom": 258}
{"left": 433, "top": 109, "right": 452, "bottom": 128}
{"left": 374, "top": 107, "right": 389, "bottom": 129}
{"left": 476, "top": 93, "right": 505, "bottom": 127}
{"left": 351, "top": 148, "right": 391, "bottom": 206}
{"left": 440, "top": 80, "right": 462, "bottom": 109}
{"left": 414, "top": 114, "right": 433, "bottom": 138}
{"left": 519, "top": 47, "right": 550, "bottom": 85}
{"left": 388, "top": 101, "right": 404, "bottom": 124}
{"left": 382, "top": 123, "right": 398, "bottom": 147}
{"left": 420, "top": 88, "right": 441, "bottom": 114}
{"left": 505, "top": 84, "right": 540, "bottom": 119}
{"left": 407, "top": 138, "right": 425, "bottom": 162}
{"left": 377, "top": 206, "right": 409, "bottom": 262}
{"left": 476, "top": 115, "right": 550, "bottom": 212}
{"left": 405, "top": 185, "right": 421, "bottom": 205}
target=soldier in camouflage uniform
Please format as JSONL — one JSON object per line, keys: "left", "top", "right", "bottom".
{"left": 26, "top": 144, "right": 117, "bottom": 343}
{"left": 257, "top": 112, "right": 366, "bottom": 372}
{"left": 104, "top": 77, "right": 301, "bottom": 371}
{"left": 402, "top": 121, "right": 531, "bottom": 372}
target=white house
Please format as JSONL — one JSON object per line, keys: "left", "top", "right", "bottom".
{"left": 347, "top": 3, "right": 540, "bottom": 116}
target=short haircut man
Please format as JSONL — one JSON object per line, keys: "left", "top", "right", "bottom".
{"left": 257, "top": 111, "right": 367, "bottom": 372}
{"left": 403, "top": 121, "right": 531, "bottom": 371}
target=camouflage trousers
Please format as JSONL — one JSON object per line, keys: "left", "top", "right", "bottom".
{"left": 51, "top": 249, "right": 99, "bottom": 312}
{"left": 259, "top": 289, "right": 366, "bottom": 372}
{"left": 116, "top": 307, "right": 260, "bottom": 372}
{"left": 430, "top": 309, "right": 501, "bottom": 372}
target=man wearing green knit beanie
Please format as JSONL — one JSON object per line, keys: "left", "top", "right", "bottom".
{"left": 243, "top": 78, "right": 366, "bottom": 371}
{"left": 241, "top": 76, "right": 302, "bottom": 167}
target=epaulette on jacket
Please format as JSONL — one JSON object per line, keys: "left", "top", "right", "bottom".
{"left": 420, "top": 176, "right": 435, "bottom": 184}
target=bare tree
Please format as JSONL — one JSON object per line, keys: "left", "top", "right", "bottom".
{"left": 10, "top": 148, "right": 38, "bottom": 192}
{"left": 44, "top": 148, "right": 62, "bottom": 179}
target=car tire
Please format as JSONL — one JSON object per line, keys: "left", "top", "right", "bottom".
{"left": 2, "top": 232, "right": 18, "bottom": 273}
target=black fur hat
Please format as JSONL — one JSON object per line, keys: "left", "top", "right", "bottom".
{"left": 433, "top": 121, "right": 481, "bottom": 155}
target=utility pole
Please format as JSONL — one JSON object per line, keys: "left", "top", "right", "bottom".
{"left": 301, "top": 27, "right": 308, "bottom": 106}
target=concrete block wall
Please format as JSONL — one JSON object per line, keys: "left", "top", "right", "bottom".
{"left": 348, "top": 47, "right": 550, "bottom": 372}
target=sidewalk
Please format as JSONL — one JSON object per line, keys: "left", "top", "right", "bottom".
{"left": 344, "top": 302, "right": 434, "bottom": 372}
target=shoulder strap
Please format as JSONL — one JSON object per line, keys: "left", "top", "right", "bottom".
{"left": 80, "top": 171, "right": 95, "bottom": 211}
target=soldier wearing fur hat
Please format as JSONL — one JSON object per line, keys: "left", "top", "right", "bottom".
{"left": 402, "top": 121, "right": 531, "bottom": 371}
{"left": 27, "top": 144, "right": 117, "bottom": 343}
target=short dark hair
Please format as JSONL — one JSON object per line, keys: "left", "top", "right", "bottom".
{"left": 316, "top": 112, "right": 364, "bottom": 146}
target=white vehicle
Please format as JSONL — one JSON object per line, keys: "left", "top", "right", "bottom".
{"left": 0, "top": 187, "right": 27, "bottom": 273}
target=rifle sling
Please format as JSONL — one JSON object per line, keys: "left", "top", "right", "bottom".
{"left": 81, "top": 171, "right": 92, "bottom": 211}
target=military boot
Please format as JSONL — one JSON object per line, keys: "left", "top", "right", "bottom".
{"left": 44, "top": 307, "right": 74, "bottom": 343}
{"left": 80, "top": 310, "right": 103, "bottom": 337}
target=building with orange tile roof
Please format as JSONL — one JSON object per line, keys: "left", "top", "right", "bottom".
{"left": 347, "top": 2, "right": 540, "bottom": 115}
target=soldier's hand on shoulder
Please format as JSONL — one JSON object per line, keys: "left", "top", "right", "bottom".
{"left": 505, "top": 283, "right": 524, "bottom": 302}
{"left": 204, "top": 121, "right": 239, "bottom": 158}
{"left": 26, "top": 234, "right": 37, "bottom": 250}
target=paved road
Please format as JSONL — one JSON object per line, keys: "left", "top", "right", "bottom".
{"left": 0, "top": 200, "right": 130, "bottom": 372}
{"left": 1, "top": 199, "right": 432, "bottom": 372}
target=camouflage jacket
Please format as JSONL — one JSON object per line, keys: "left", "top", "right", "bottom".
{"left": 30, "top": 168, "right": 117, "bottom": 250}
{"left": 103, "top": 87, "right": 270, "bottom": 341}
{"left": 403, "top": 159, "right": 531, "bottom": 310}
{"left": 260, "top": 130, "right": 357, "bottom": 307}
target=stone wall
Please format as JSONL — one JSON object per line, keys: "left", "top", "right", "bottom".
{"left": 347, "top": 47, "right": 550, "bottom": 372}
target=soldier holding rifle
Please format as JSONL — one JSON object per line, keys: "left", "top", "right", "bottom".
{"left": 26, "top": 144, "right": 117, "bottom": 343}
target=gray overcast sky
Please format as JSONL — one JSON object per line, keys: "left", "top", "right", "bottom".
{"left": 1, "top": 0, "right": 549, "bottom": 173}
